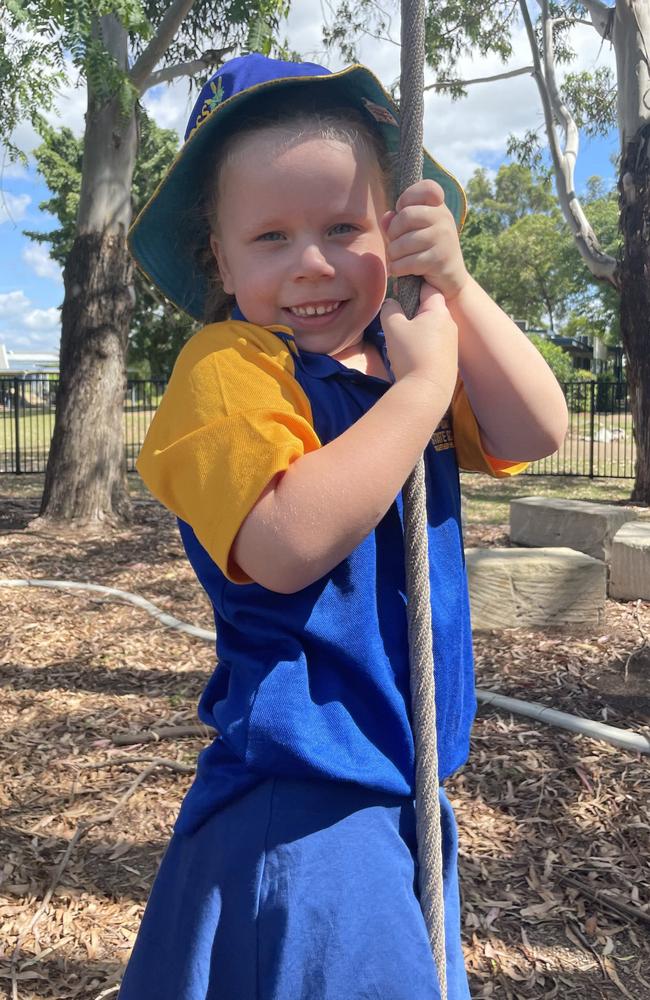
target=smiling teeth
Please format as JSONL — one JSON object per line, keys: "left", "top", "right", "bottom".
{"left": 290, "top": 302, "right": 340, "bottom": 317}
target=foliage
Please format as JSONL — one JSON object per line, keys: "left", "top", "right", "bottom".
{"left": 461, "top": 163, "right": 621, "bottom": 344}
{"left": 4, "top": 0, "right": 296, "bottom": 376}
{"left": 568, "top": 181, "right": 621, "bottom": 344}
{"left": 323, "top": 1, "right": 620, "bottom": 282}
{"left": 24, "top": 115, "right": 197, "bottom": 375}
{"left": 528, "top": 333, "right": 576, "bottom": 384}
{"left": 561, "top": 67, "right": 617, "bottom": 139}
{"left": 322, "top": 0, "right": 517, "bottom": 82}
{"left": 0, "top": 1, "right": 152, "bottom": 154}
{"left": 461, "top": 164, "right": 578, "bottom": 332}
{"left": 1, "top": 1, "right": 293, "bottom": 159}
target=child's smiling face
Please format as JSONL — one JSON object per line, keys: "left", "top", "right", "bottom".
{"left": 210, "top": 130, "right": 390, "bottom": 358}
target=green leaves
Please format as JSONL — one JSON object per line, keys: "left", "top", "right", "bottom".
{"left": 24, "top": 113, "right": 198, "bottom": 373}
{"left": 562, "top": 67, "right": 617, "bottom": 137}
{"left": 461, "top": 162, "right": 620, "bottom": 342}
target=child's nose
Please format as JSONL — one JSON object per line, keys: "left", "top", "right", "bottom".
{"left": 295, "top": 242, "right": 335, "bottom": 279}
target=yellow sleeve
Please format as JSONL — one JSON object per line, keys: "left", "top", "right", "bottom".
{"left": 450, "top": 378, "right": 529, "bottom": 478}
{"left": 136, "top": 321, "right": 321, "bottom": 583}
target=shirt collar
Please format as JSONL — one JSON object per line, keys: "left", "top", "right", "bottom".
{"left": 231, "top": 304, "right": 392, "bottom": 382}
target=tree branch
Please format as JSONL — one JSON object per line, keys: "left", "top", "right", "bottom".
{"left": 519, "top": 0, "right": 617, "bottom": 285}
{"left": 580, "top": 0, "right": 615, "bottom": 40}
{"left": 424, "top": 66, "right": 534, "bottom": 91}
{"left": 550, "top": 16, "right": 598, "bottom": 30}
{"left": 144, "top": 58, "right": 211, "bottom": 88}
{"left": 142, "top": 49, "right": 233, "bottom": 89}
{"left": 129, "top": 0, "right": 196, "bottom": 95}
{"left": 111, "top": 723, "right": 215, "bottom": 746}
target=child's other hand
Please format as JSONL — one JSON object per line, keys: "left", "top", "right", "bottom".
{"left": 381, "top": 282, "right": 458, "bottom": 395}
{"left": 383, "top": 180, "right": 469, "bottom": 301}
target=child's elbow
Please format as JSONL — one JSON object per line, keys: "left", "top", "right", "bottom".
{"left": 233, "top": 540, "right": 323, "bottom": 594}
{"left": 525, "top": 399, "right": 569, "bottom": 461}
{"left": 545, "top": 396, "right": 569, "bottom": 454}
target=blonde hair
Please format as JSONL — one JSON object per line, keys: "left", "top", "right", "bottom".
{"left": 195, "top": 101, "right": 395, "bottom": 324}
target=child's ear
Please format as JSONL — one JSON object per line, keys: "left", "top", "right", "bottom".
{"left": 210, "top": 234, "right": 234, "bottom": 294}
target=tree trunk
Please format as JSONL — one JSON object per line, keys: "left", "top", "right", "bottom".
{"left": 619, "top": 123, "right": 650, "bottom": 503}
{"left": 614, "top": 0, "right": 650, "bottom": 503}
{"left": 38, "top": 16, "right": 137, "bottom": 526}
{"left": 39, "top": 230, "right": 133, "bottom": 523}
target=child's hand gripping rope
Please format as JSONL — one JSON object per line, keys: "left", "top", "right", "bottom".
{"left": 380, "top": 282, "right": 458, "bottom": 403}
{"left": 383, "top": 179, "right": 469, "bottom": 301}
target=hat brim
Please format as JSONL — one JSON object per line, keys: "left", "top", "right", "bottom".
{"left": 128, "top": 64, "right": 467, "bottom": 321}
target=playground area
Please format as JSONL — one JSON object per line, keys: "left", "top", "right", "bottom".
{"left": 0, "top": 473, "right": 648, "bottom": 999}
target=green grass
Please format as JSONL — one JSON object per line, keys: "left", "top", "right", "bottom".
{"left": 0, "top": 407, "right": 158, "bottom": 466}
{"left": 0, "top": 471, "right": 639, "bottom": 527}
{"left": 1, "top": 403, "right": 636, "bottom": 477}
{"left": 528, "top": 411, "right": 635, "bottom": 479}
{"left": 460, "top": 472, "right": 638, "bottom": 527}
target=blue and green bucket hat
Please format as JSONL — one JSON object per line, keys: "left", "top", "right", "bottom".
{"left": 128, "top": 53, "right": 467, "bottom": 321}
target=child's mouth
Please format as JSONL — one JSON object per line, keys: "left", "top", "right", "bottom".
{"left": 283, "top": 300, "right": 346, "bottom": 326}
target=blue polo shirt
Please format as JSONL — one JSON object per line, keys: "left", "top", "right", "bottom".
{"left": 136, "top": 314, "right": 524, "bottom": 834}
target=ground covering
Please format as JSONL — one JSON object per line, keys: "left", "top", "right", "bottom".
{"left": 0, "top": 474, "right": 648, "bottom": 999}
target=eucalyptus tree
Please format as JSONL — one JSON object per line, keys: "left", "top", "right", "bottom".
{"left": 326, "top": 0, "right": 650, "bottom": 501}
{"left": 24, "top": 119, "right": 197, "bottom": 378}
{"left": 0, "top": 0, "right": 290, "bottom": 525}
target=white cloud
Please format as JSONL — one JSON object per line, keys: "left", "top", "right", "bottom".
{"left": 0, "top": 192, "right": 31, "bottom": 225}
{"left": 23, "top": 306, "right": 60, "bottom": 331}
{"left": 0, "top": 291, "right": 60, "bottom": 353}
{"left": 23, "top": 244, "right": 63, "bottom": 283}
{"left": 0, "top": 291, "right": 30, "bottom": 317}
{"left": 142, "top": 84, "right": 193, "bottom": 143}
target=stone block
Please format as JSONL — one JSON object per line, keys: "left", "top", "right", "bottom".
{"left": 510, "top": 497, "right": 638, "bottom": 561}
{"left": 609, "top": 521, "right": 650, "bottom": 601}
{"left": 466, "top": 546, "right": 607, "bottom": 629}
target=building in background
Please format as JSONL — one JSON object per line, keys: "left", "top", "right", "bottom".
{"left": 512, "top": 321, "right": 624, "bottom": 380}
{"left": 0, "top": 344, "right": 60, "bottom": 374}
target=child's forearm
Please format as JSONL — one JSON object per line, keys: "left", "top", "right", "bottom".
{"left": 231, "top": 374, "right": 449, "bottom": 593}
{"left": 449, "top": 276, "right": 568, "bottom": 460}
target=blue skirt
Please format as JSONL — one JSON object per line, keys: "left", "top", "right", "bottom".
{"left": 118, "top": 778, "right": 471, "bottom": 999}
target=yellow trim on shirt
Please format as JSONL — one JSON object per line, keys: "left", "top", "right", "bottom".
{"left": 136, "top": 321, "right": 321, "bottom": 583}
{"left": 451, "top": 379, "right": 529, "bottom": 478}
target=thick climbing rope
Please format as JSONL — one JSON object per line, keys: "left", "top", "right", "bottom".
{"left": 397, "top": 1, "right": 448, "bottom": 996}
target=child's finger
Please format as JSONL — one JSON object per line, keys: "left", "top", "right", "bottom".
{"left": 395, "top": 179, "right": 445, "bottom": 213}
{"left": 381, "top": 209, "right": 397, "bottom": 233}
{"left": 384, "top": 203, "right": 446, "bottom": 242}
{"left": 417, "top": 281, "right": 447, "bottom": 313}
{"left": 380, "top": 296, "right": 406, "bottom": 329}
{"left": 386, "top": 225, "right": 436, "bottom": 263}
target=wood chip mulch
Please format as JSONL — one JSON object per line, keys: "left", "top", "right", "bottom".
{"left": 0, "top": 498, "right": 648, "bottom": 1000}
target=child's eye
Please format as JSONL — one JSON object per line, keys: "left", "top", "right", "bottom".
{"left": 329, "top": 223, "right": 357, "bottom": 236}
{"left": 256, "top": 231, "right": 285, "bottom": 242}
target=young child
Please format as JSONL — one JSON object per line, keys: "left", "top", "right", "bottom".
{"left": 120, "top": 53, "right": 567, "bottom": 1000}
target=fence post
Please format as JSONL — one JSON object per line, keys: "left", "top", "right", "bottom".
{"left": 13, "top": 377, "right": 21, "bottom": 475}
{"left": 589, "top": 380, "right": 596, "bottom": 479}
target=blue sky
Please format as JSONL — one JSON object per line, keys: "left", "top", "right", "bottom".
{"left": 0, "top": 2, "right": 619, "bottom": 357}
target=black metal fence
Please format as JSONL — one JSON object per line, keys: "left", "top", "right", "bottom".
{"left": 0, "top": 374, "right": 637, "bottom": 478}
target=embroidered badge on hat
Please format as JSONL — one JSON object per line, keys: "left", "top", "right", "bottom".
{"left": 362, "top": 98, "right": 398, "bottom": 127}
{"left": 188, "top": 78, "right": 225, "bottom": 140}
